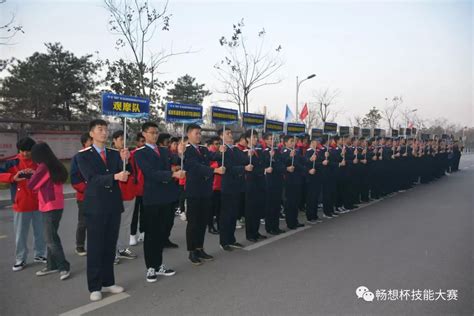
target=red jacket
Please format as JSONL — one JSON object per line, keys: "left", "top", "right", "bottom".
{"left": 130, "top": 148, "right": 145, "bottom": 197}
{"left": 208, "top": 147, "right": 222, "bottom": 191}
{"left": 119, "top": 148, "right": 142, "bottom": 201}
{"left": 0, "top": 154, "right": 39, "bottom": 212}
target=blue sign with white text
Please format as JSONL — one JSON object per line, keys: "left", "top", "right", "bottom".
{"left": 102, "top": 93, "right": 150, "bottom": 119}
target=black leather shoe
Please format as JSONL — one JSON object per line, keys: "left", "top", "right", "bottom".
{"left": 277, "top": 229, "right": 286, "bottom": 234}
{"left": 296, "top": 223, "right": 305, "bottom": 228}
{"left": 220, "top": 244, "right": 233, "bottom": 251}
{"left": 267, "top": 230, "right": 279, "bottom": 235}
{"left": 164, "top": 240, "right": 179, "bottom": 248}
{"left": 247, "top": 237, "right": 258, "bottom": 242}
{"left": 189, "top": 251, "right": 202, "bottom": 265}
{"left": 256, "top": 233, "right": 267, "bottom": 240}
{"left": 197, "top": 249, "right": 214, "bottom": 261}
{"left": 208, "top": 226, "right": 219, "bottom": 235}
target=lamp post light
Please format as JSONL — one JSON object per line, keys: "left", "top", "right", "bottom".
{"left": 295, "top": 74, "right": 316, "bottom": 120}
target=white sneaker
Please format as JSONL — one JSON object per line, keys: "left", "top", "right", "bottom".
{"left": 90, "top": 291, "right": 102, "bottom": 301}
{"left": 102, "top": 285, "right": 124, "bottom": 294}
{"left": 235, "top": 223, "right": 243, "bottom": 229}
{"left": 59, "top": 270, "right": 70, "bottom": 280}
{"left": 157, "top": 264, "right": 176, "bottom": 276}
{"left": 138, "top": 232, "right": 145, "bottom": 242}
{"left": 129, "top": 235, "right": 138, "bottom": 246}
{"left": 180, "top": 212, "right": 187, "bottom": 221}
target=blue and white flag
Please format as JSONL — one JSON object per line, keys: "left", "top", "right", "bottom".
{"left": 285, "top": 105, "right": 295, "bottom": 122}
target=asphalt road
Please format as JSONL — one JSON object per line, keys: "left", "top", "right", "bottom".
{"left": 0, "top": 155, "right": 472, "bottom": 316}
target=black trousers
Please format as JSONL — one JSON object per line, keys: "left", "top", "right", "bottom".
{"left": 164, "top": 201, "right": 175, "bottom": 241}
{"left": 208, "top": 190, "right": 221, "bottom": 229}
{"left": 76, "top": 200, "right": 87, "bottom": 248}
{"left": 85, "top": 210, "right": 121, "bottom": 292}
{"left": 186, "top": 197, "right": 211, "bottom": 251}
{"left": 306, "top": 176, "right": 322, "bottom": 221}
{"left": 143, "top": 203, "right": 170, "bottom": 269}
{"left": 245, "top": 188, "right": 265, "bottom": 239}
{"left": 219, "top": 193, "right": 239, "bottom": 246}
{"left": 130, "top": 196, "right": 145, "bottom": 236}
{"left": 322, "top": 170, "right": 336, "bottom": 216}
{"left": 265, "top": 189, "right": 282, "bottom": 233}
{"left": 43, "top": 209, "right": 70, "bottom": 272}
{"left": 284, "top": 182, "right": 301, "bottom": 229}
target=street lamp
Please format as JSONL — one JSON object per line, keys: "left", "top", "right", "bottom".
{"left": 296, "top": 74, "right": 316, "bottom": 119}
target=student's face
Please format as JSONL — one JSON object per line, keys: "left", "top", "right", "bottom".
{"left": 187, "top": 128, "right": 201, "bottom": 144}
{"left": 310, "top": 140, "right": 317, "bottom": 149}
{"left": 221, "top": 130, "right": 233, "bottom": 144}
{"left": 19, "top": 150, "right": 31, "bottom": 159}
{"left": 136, "top": 137, "right": 146, "bottom": 148}
{"left": 142, "top": 127, "right": 159, "bottom": 144}
{"left": 169, "top": 142, "right": 178, "bottom": 151}
{"left": 114, "top": 136, "right": 124, "bottom": 150}
{"left": 285, "top": 138, "right": 295, "bottom": 149}
{"left": 90, "top": 125, "right": 108, "bottom": 145}
{"left": 264, "top": 136, "right": 273, "bottom": 147}
{"left": 248, "top": 134, "right": 257, "bottom": 147}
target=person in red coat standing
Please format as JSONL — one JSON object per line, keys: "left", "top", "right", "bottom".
{"left": 0, "top": 137, "right": 46, "bottom": 272}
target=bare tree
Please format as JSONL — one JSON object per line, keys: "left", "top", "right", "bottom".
{"left": 214, "top": 19, "right": 284, "bottom": 114}
{"left": 303, "top": 102, "right": 322, "bottom": 130}
{"left": 0, "top": 0, "right": 24, "bottom": 46}
{"left": 104, "top": 0, "right": 190, "bottom": 103}
{"left": 312, "top": 88, "right": 340, "bottom": 123}
{"left": 382, "top": 96, "right": 403, "bottom": 130}
{"left": 348, "top": 115, "right": 363, "bottom": 127}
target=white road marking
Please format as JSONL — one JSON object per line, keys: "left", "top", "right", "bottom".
{"left": 59, "top": 293, "right": 130, "bottom": 316}
{"left": 244, "top": 226, "right": 311, "bottom": 251}
{"left": 0, "top": 235, "right": 7, "bottom": 239}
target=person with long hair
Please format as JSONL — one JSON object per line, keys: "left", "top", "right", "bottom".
{"left": 28, "top": 142, "right": 70, "bottom": 280}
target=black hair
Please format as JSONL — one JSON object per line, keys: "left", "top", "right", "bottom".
{"left": 31, "top": 143, "right": 68, "bottom": 184}
{"left": 332, "top": 135, "right": 340, "bottom": 142}
{"left": 283, "top": 135, "right": 293, "bottom": 143}
{"left": 238, "top": 133, "right": 247, "bottom": 141}
{"left": 142, "top": 122, "right": 158, "bottom": 132}
{"left": 157, "top": 133, "right": 171, "bottom": 145}
{"left": 112, "top": 130, "right": 124, "bottom": 140}
{"left": 135, "top": 132, "right": 145, "bottom": 142}
{"left": 207, "top": 136, "right": 220, "bottom": 145}
{"left": 244, "top": 129, "right": 258, "bottom": 140}
{"left": 186, "top": 124, "right": 201, "bottom": 133}
{"left": 263, "top": 132, "right": 273, "bottom": 140}
{"left": 170, "top": 137, "right": 179, "bottom": 143}
{"left": 218, "top": 126, "right": 231, "bottom": 137}
{"left": 17, "top": 137, "right": 36, "bottom": 152}
{"left": 80, "top": 133, "right": 92, "bottom": 147}
{"left": 88, "top": 119, "right": 107, "bottom": 132}
{"left": 320, "top": 138, "right": 327, "bottom": 145}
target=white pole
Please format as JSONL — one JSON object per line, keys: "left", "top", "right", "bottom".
{"left": 221, "top": 123, "right": 225, "bottom": 167}
{"left": 291, "top": 135, "right": 296, "bottom": 166}
{"left": 269, "top": 133, "right": 274, "bottom": 168}
{"left": 123, "top": 117, "right": 127, "bottom": 171}
{"left": 181, "top": 123, "right": 185, "bottom": 171}
{"left": 249, "top": 128, "right": 254, "bottom": 165}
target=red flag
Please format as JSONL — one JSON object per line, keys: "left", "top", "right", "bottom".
{"left": 408, "top": 121, "right": 414, "bottom": 128}
{"left": 299, "top": 103, "right": 308, "bottom": 121}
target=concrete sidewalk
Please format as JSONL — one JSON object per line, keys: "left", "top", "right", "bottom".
{"left": 0, "top": 183, "right": 76, "bottom": 207}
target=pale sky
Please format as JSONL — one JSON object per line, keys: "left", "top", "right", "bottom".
{"left": 1, "top": 0, "right": 473, "bottom": 128}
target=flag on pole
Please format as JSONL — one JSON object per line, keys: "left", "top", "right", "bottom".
{"left": 299, "top": 103, "right": 308, "bottom": 121}
{"left": 285, "top": 104, "right": 295, "bottom": 122}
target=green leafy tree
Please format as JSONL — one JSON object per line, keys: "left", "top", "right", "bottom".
{"left": 1, "top": 42, "right": 100, "bottom": 121}
{"left": 167, "top": 74, "right": 211, "bottom": 105}
{"left": 362, "top": 107, "right": 382, "bottom": 129}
